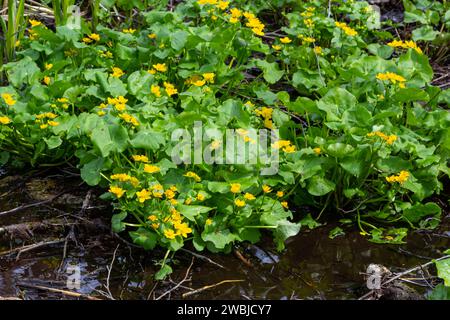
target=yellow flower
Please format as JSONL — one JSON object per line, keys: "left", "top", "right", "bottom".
{"left": 205, "top": 218, "right": 212, "bottom": 225}
{"left": 314, "top": 46, "right": 322, "bottom": 55}
{"left": 111, "top": 67, "right": 124, "bottom": 78}
{"left": 119, "top": 113, "right": 139, "bottom": 126}
{"left": 148, "top": 69, "right": 157, "bottom": 75}
{"left": 184, "top": 171, "right": 201, "bottom": 182}
{"left": 136, "top": 189, "right": 151, "bottom": 203}
{"left": 234, "top": 199, "right": 246, "bottom": 207}
{"left": 197, "top": 193, "right": 205, "bottom": 201}
{"left": 110, "top": 173, "right": 131, "bottom": 182}
{"left": 1, "top": 93, "right": 16, "bottom": 106}
{"left": 148, "top": 33, "right": 157, "bottom": 39}
{"left": 387, "top": 39, "right": 422, "bottom": 54}
{"left": 376, "top": 72, "right": 406, "bottom": 87}
{"left": 151, "top": 223, "right": 160, "bottom": 229}
{"left": 230, "top": 183, "right": 241, "bottom": 193}
{"left": 123, "top": 28, "right": 136, "bottom": 34}
{"left": 43, "top": 76, "right": 51, "bottom": 85}
{"left": 40, "top": 124, "right": 48, "bottom": 129}
{"left": 280, "top": 37, "right": 292, "bottom": 44}
{"left": 244, "top": 193, "right": 256, "bottom": 200}
{"left": 185, "top": 197, "right": 192, "bottom": 205}
{"left": 313, "top": 147, "right": 321, "bottom": 155}
{"left": 165, "top": 189, "right": 176, "bottom": 200}
{"left": 144, "top": 164, "right": 160, "bottom": 174}
{"left": 109, "top": 186, "right": 125, "bottom": 198}
{"left": 262, "top": 185, "right": 272, "bottom": 193}
{"left": 45, "top": 63, "right": 53, "bottom": 70}
{"left": 230, "top": 8, "right": 242, "bottom": 18}
{"left": 229, "top": 16, "right": 239, "bottom": 23}
{"left": 202, "top": 72, "right": 215, "bottom": 83}
{"left": 276, "top": 191, "right": 284, "bottom": 198}
{"left": 0, "top": 116, "right": 11, "bottom": 125}
{"left": 211, "top": 139, "right": 221, "bottom": 150}
{"left": 386, "top": 170, "right": 410, "bottom": 184}
{"left": 148, "top": 215, "right": 158, "bottom": 221}
{"left": 89, "top": 33, "right": 100, "bottom": 41}
{"left": 132, "top": 155, "right": 149, "bottom": 163}
{"left": 152, "top": 63, "right": 167, "bottom": 72}
{"left": 164, "top": 229, "right": 176, "bottom": 239}
{"left": 335, "top": 21, "right": 358, "bottom": 36}
{"left": 163, "top": 82, "right": 178, "bottom": 97}
{"left": 272, "top": 44, "right": 282, "bottom": 51}
{"left": 48, "top": 120, "right": 59, "bottom": 127}
{"left": 367, "top": 131, "right": 397, "bottom": 145}
{"left": 151, "top": 84, "right": 161, "bottom": 97}
{"left": 216, "top": 0, "right": 229, "bottom": 10}
{"left": 281, "top": 201, "right": 288, "bottom": 209}
{"left": 29, "top": 19, "right": 42, "bottom": 27}
{"left": 304, "top": 18, "right": 314, "bottom": 28}
{"left": 283, "top": 145, "right": 296, "bottom": 153}
{"left": 174, "top": 222, "right": 192, "bottom": 238}
{"left": 192, "top": 79, "right": 206, "bottom": 87}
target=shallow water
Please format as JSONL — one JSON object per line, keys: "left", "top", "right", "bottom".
{"left": 0, "top": 173, "right": 448, "bottom": 300}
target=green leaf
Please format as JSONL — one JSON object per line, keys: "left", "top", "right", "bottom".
{"left": 171, "top": 30, "right": 189, "bottom": 51}
{"left": 436, "top": 258, "right": 450, "bottom": 287}
{"left": 177, "top": 204, "right": 213, "bottom": 221}
{"left": 91, "top": 124, "right": 113, "bottom": 157}
{"left": 402, "top": 202, "right": 441, "bottom": 224}
{"left": 329, "top": 227, "right": 345, "bottom": 239}
{"left": 3, "top": 56, "right": 40, "bottom": 87}
{"left": 427, "top": 284, "right": 450, "bottom": 300}
{"left": 326, "top": 143, "right": 354, "bottom": 158}
{"left": 111, "top": 211, "right": 127, "bottom": 233}
{"left": 412, "top": 26, "right": 439, "bottom": 41}
{"left": 202, "top": 229, "right": 236, "bottom": 249}
{"left": 155, "top": 264, "right": 173, "bottom": 280}
{"left": 130, "top": 130, "right": 165, "bottom": 151}
{"left": 80, "top": 157, "right": 104, "bottom": 186}
{"left": 129, "top": 228, "right": 157, "bottom": 250}
{"left": 307, "top": 176, "right": 335, "bottom": 196}
{"left": 207, "top": 181, "right": 230, "bottom": 193}
{"left": 254, "top": 59, "right": 284, "bottom": 84}
{"left": 273, "top": 220, "right": 300, "bottom": 251}
{"left": 44, "top": 136, "right": 62, "bottom": 149}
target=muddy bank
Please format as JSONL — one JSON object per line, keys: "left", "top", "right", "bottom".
{"left": 0, "top": 171, "right": 448, "bottom": 300}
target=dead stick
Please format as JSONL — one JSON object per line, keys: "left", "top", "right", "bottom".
{"left": 17, "top": 282, "right": 101, "bottom": 300}
{"left": 156, "top": 257, "right": 194, "bottom": 300}
{"left": 0, "top": 191, "right": 67, "bottom": 217}
{"left": 182, "top": 280, "right": 245, "bottom": 298}
{"left": 180, "top": 248, "right": 226, "bottom": 270}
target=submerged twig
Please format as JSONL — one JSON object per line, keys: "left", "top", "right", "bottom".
{"left": 17, "top": 282, "right": 101, "bottom": 300}
{"left": 182, "top": 279, "right": 245, "bottom": 298}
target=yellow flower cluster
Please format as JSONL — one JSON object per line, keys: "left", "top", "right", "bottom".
{"left": 254, "top": 107, "right": 273, "bottom": 129}
{"left": 111, "top": 67, "right": 124, "bottom": 78}
{"left": 376, "top": 72, "right": 406, "bottom": 88}
{"left": 148, "top": 63, "right": 167, "bottom": 74}
{"left": 271, "top": 140, "right": 296, "bottom": 153}
{"left": 123, "top": 28, "right": 136, "bottom": 34}
{"left": 386, "top": 170, "right": 410, "bottom": 184}
{"left": 35, "top": 112, "right": 59, "bottom": 129}
{"left": 387, "top": 40, "right": 422, "bottom": 54}
{"left": 335, "top": 21, "right": 358, "bottom": 36}
{"left": 110, "top": 173, "right": 140, "bottom": 187}
{"left": 186, "top": 73, "right": 216, "bottom": 86}
{"left": 236, "top": 128, "right": 256, "bottom": 144}
{"left": 244, "top": 12, "right": 265, "bottom": 36}
{"left": 229, "top": 7, "right": 242, "bottom": 23}
{"left": 1, "top": 93, "right": 16, "bottom": 106}
{"left": 144, "top": 164, "right": 161, "bottom": 174}
{"left": 109, "top": 186, "right": 125, "bottom": 198}
{"left": 107, "top": 96, "right": 128, "bottom": 112}
{"left": 83, "top": 33, "right": 100, "bottom": 44}
{"left": 280, "top": 37, "right": 292, "bottom": 44}
{"left": 119, "top": 113, "right": 139, "bottom": 126}
{"left": 163, "top": 82, "right": 178, "bottom": 97}
{"left": 99, "top": 50, "right": 113, "bottom": 59}
{"left": 151, "top": 84, "right": 161, "bottom": 97}
{"left": 132, "top": 155, "right": 149, "bottom": 163}
{"left": 0, "top": 116, "right": 11, "bottom": 125}
{"left": 367, "top": 131, "right": 397, "bottom": 145}
{"left": 184, "top": 171, "right": 201, "bottom": 182}
{"left": 29, "top": 19, "right": 42, "bottom": 27}
{"left": 313, "top": 147, "right": 321, "bottom": 155}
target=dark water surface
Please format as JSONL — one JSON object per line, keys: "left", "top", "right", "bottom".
{"left": 0, "top": 174, "right": 448, "bottom": 300}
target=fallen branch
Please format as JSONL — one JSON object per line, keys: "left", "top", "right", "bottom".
{"left": 182, "top": 279, "right": 245, "bottom": 298}
{"left": 0, "top": 191, "right": 67, "bottom": 217}
{"left": 17, "top": 282, "right": 101, "bottom": 300}
{"left": 180, "top": 248, "right": 227, "bottom": 270}
{"left": 156, "top": 257, "right": 194, "bottom": 300}
{"left": 0, "top": 239, "right": 65, "bottom": 259}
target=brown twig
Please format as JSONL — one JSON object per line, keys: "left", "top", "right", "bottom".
{"left": 182, "top": 279, "right": 245, "bottom": 298}
{"left": 155, "top": 257, "right": 194, "bottom": 300}
{"left": 180, "top": 248, "right": 227, "bottom": 270}
{"left": 0, "top": 191, "right": 67, "bottom": 217}
{"left": 17, "top": 282, "right": 101, "bottom": 300}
